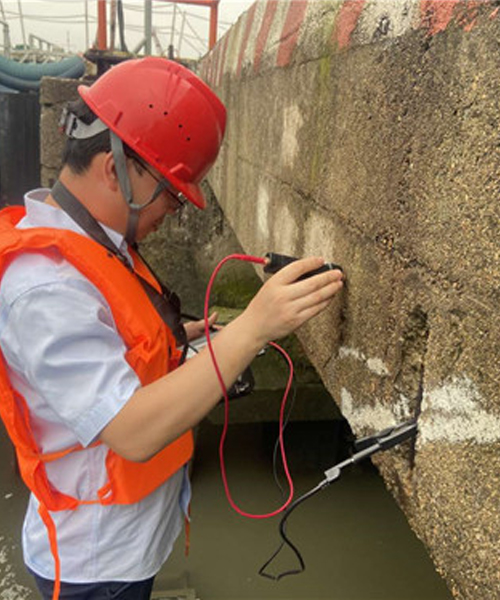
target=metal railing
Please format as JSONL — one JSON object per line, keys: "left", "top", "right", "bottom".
{"left": 1, "top": 21, "right": 72, "bottom": 62}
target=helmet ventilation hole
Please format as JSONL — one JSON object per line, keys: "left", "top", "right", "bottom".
{"left": 149, "top": 104, "right": 154, "bottom": 109}
{"left": 163, "top": 111, "right": 168, "bottom": 116}
{"left": 178, "top": 124, "right": 183, "bottom": 128}
{"left": 187, "top": 137, "right": 191, "bottom": 142}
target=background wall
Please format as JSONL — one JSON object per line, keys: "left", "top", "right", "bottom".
{"left": 198, "top": 1, "right": 500, "bottom": 598}
{"left": 0, "top": 91, "right": 40, "bottom": 206}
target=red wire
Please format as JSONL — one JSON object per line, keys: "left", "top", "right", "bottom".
{"left": 204, "top": 254, "right": 295, "bottom": 519}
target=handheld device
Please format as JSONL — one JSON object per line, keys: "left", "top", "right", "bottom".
{"left": 263, "top": 252, "right": 343, "bottom": 281}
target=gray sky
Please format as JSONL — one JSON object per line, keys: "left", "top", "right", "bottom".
{"left": 0, "top": 0, "right": 255, "bottom": 59}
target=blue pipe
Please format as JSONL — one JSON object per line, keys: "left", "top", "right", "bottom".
{"left": 0, "top": 82, "right": 18, "bottom": 94}
{"left": 0, "top": 55, "right": 84, "bottom": 81}
{"left": 0, "top": 56, "right": 85, "bottom": 92}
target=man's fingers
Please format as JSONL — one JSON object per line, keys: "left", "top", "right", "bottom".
{"left": 286, "top": 268, "right": 344, "bottom": 300}
{"left": 294, "top": 279, "right": 344, "bottom": 312}
{"left": 207, "top": 311, "right": 219, "bottom": 326}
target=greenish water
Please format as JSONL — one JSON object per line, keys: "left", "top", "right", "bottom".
{"left": 0, "top": 420, "right": 453, "bottom": 600}
{"left": 0, "top": 428, "right": 37, "bottom": 599}
{"left": 158, "top": 421, "right": 453, "bottom": 600}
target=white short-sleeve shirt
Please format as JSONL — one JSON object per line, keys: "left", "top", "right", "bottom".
{"left": 0, "top": 190, "right": 190, "bottom": 583}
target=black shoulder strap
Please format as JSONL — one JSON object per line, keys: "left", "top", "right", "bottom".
{"left": 51, "top": 180, "right": 188, "bottom": 358}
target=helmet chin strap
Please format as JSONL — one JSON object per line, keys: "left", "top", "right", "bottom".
{"left": 110, "top": 131, "right": 144, "bottom": 244}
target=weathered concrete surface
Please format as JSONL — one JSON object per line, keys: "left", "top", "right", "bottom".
{"left": 199, "top": 1, "right": 500, "bottom": 598}
{"left": 39, "top": 77, "right": 82, "bottom": 188}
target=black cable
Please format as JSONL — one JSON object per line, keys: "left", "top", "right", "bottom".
{"left": 259, "top": 342, "right": 326, "bottom": 581}
{"left": 258, "top": 479, "right": 328, "bottom": 580}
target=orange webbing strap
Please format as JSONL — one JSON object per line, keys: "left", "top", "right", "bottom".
{"left": 37, "top": 495, "right": 102, "bottom": 600}
{"left": 37, "top": 503, "right": 61, "bottom": 600}
{"left": 39, "top": 440, "right": 102, "bottom": 463}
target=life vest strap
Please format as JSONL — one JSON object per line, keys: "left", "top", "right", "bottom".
{"left": 39, "top": 440, "right": 102, "bottom": 464}
{"left": 37, "top": 492, "right": 104, "bottom": 600}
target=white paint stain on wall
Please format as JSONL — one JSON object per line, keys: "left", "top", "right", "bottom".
{"left": 339, "top": 345, "right": 390, "bottom": 376}
{"left": 419, "top": 376, "right": 500, "bottom": 444}
{"left": 257, "top": 183, "right": 270, "bottom": 240}
{"left": 304, "top": 212, "right": 336, "bottom": 263}
{"left": 272, "top": 202, "right": 298, "bottom": 255}
{"left": 340, "top": 387, "right": 403, "bottom": 432}
{"left": 281, "top": 104, "right": 304, "bottom": 167}
{"left": 339, "top": 375, "right": 499, "bottom": 447}
{"left": 356, "top": 0, "right": 419, "bottom": 42}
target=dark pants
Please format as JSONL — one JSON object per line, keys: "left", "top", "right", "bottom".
{"left": 30, "top": 570, "right": 155, "bottom": 600}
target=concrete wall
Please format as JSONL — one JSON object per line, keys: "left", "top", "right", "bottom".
{"left": 198, "top": 1, "right": 500, "bottom": 598}
{"left": 39, "top": 77, "right": 81, "bottom": 187}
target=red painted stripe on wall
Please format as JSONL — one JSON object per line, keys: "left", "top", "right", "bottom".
{"left": 276, "top": 0, "right": 308, "bottom": 68}
{"left": 254, "top": 0, "right": 279, "bottom": 73}
{"left": 236, "top": 2, "right": 257, "bottom": 77}
{"left": 332, "top": 0, "right": 366, "bottom": 50}
{"left": 459, "top": 0, "right": 481, "bottom": 32}
{"left": 420, "top": 0, "right": 459, "bottom": 35}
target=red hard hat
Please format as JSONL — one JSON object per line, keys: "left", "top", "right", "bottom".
{"left": 78, "top": 57, "right": 226, "bottom": 209}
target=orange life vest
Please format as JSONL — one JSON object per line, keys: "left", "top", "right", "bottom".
{"left": 0, "top": 206, "right": 194, "bottom": 599}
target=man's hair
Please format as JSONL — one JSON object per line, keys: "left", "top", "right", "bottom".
{"left": 62, "top": 97, "right": 141, "bottom": 174}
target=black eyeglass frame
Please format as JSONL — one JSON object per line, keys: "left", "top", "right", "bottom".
{"left": 129, "top": 154, "right": 187, "bottom": 213}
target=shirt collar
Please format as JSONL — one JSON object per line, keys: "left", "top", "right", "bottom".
{"left": 23, "top": 188, "right": 130, "bottom": 260}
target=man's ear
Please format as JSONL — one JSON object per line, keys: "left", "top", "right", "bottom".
{"left": 102, "top": 151, "right": 120, "bottom": 192}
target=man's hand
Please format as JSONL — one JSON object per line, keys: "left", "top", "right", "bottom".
{"left": 243, "top": 257, "right": 344, "bottom": 345}
{"left": 184, "top": 311, "right": 219, "bottom": 342}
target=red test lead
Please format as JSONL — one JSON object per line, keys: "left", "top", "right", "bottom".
{"left": 203, "top": 253, "right": 296, "bottom": 519}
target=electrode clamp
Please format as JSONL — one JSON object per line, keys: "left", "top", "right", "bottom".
{"left": 263, "top": 252, "right": 343, "bottom": 280}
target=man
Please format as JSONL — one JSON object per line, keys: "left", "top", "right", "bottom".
{"left": 0, "top": 57, "right": 344, "bottom": 600}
